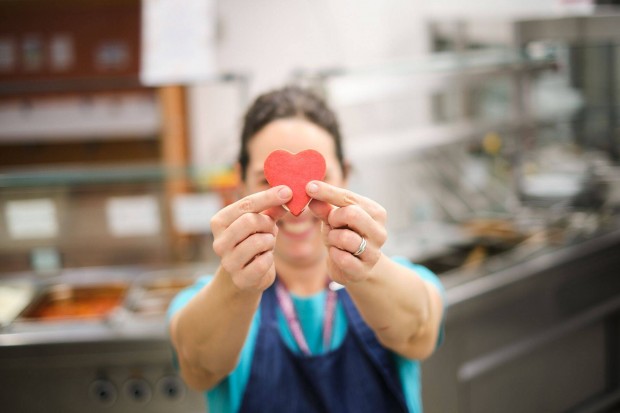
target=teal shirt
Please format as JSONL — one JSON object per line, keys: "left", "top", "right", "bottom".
{"left": 168, "top": 257, "right": 445, "bottom": 413}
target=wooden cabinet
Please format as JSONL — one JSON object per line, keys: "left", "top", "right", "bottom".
{"left": 0, "top": 0, "right": 198, "bottom": 272}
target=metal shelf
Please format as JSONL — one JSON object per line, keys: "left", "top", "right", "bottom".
{"left": 293, "top": 49, "right": 556, "bottom": 83}
{"left": 0, "top": 164, "right": 222, "bottom": 188}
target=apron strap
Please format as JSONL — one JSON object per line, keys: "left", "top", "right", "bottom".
{"left": 260, "top": 283, "right": 278, "bottom": 323}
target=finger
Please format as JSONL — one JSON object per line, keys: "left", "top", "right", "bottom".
{"left": 238, "top": 251, "right": 275, "bottom": 290}
{"left": 263, "top": 205, "right": 289, "bottom": 221}
{"left": 327, "top": 228, "right": 363, "bottom": 254}
{"left": 234, "top": 251, "right": 276, "bottom": 291}
{"left": 306, "top": 181, "right": 387, "bottom": 223}
{"left": 328, "top": 205, "right": 387, "bottom": 247}
{"left": 306, "top": 180, "right": 357, "bottom": 207}
{"left": 221, "top": 233, "right": 276, "bottom": 273}
{"left": 211, "top": 186, "right": 292, "bottom": 234}
{"left": 307, "top": 198, "right": 334, "bottom": 224}
{"left": 329, "top": 246, "right": 364, "bottom": 275}
{"left": 327, "top": 228, "right": 379, "bottom": 262}
{"left": 212, "top": 213, "right": 278, "bottom": 257}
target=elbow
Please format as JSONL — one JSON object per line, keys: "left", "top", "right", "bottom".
{"left": 404, "top": 338, "right": 437, "bottom": 361}
{"left": 378, "top": 310, "right": 440, "bottom": 360}
{"left": 399, "top": 317, "right": 442, "bottom": 360}
{"left": 381, "top": 333, "right": 437, "bottom": 361}
{"left": 169, "top": 318, "right": 233, "bottom": 392}
{"left": 176, "top": 347, "right": 233, "bottom": 391}
{"left": 175, "top": 341, "right": 235, "bottom": 392}
{"left": 397, "top": 280, "right": 444, "bottom": 360}
{"left": 179, "top": 369, "right": 215, "bottom": 392}
{"left": 179, "top": 367, "right": 224, "bottom": 392}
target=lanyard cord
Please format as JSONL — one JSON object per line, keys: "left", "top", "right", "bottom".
{"left": 275, "top": 280, "right": 338, "bottom": 356}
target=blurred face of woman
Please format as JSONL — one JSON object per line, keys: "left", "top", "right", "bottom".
{"left": 243, "top": 118, "right": 346, "bottom": 267}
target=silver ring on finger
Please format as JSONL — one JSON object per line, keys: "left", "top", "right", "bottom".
{"left": 353, "top": 236, "right": 367, "bottom": 256}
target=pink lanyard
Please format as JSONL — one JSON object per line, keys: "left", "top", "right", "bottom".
{"left": 275, "top": 280, "right": 338, "bottom": 356}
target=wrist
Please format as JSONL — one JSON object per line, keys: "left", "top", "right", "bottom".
{"left": 365, "top": 253, "right": 390, "bottom": 282}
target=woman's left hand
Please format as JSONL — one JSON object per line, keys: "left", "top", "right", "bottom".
{"left": 306, "top": 180, "right": 388, "bottom": 285}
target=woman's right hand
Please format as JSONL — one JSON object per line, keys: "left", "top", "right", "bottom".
{"left": 210, "top": 185, "right": 292, "bottom": 292}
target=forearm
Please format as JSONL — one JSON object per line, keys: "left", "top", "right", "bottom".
{"left": 170, "top": 266, "right": 261, "bottom": 390}
{"left": 345, "top": 254, "right": 443, "bottom": 360}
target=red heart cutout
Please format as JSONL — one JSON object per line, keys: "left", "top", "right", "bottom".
{"left": 264, "top": 149, "right": 326, "bottom": 216}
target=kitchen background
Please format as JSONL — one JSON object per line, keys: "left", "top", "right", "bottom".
{"left": 1, "top": 0, "right": 620, "bottom": 412}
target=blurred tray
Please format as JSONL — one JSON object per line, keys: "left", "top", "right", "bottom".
{"left": 124, "top": 269, "right": 198, "bottom": 317}
{"left": 17, "top": 283, "right": 128, "bottom": 322}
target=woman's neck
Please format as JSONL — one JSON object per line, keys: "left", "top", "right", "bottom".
{"left": 275, "top": 256, "right": 329, "bottom": 297}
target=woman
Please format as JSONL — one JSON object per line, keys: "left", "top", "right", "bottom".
{"left": 168, "top": 86, "right": 445, "bottom": 413}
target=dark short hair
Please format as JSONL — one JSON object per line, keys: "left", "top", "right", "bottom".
{"left": 238, "top": 86, "right": 346, "bottom": 180}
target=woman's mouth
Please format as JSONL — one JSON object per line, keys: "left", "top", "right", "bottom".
{"left": 278, "top": 218, "right": 318, "bottom": 239}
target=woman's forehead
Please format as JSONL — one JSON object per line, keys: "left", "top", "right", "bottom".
{"left": 247, "top": 118, "right": 337, "bottom": 160}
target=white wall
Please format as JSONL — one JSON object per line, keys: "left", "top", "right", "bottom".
{"left": 189, "top": 0, "right": 431, "bottom": 167}
{"left": 216, "top": 0, "right": 430, "bottom": 96}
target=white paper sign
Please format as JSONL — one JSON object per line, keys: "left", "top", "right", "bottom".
{"left": 50, "top": 34, "right": 75, "bottom": 71}
{"left": 106, "top": 196, "right": 161, "bottom": 237}
{"left": 172, "top": 193, "right": 221, "bottom": 234}
{"left": 140, "top": 0, "right": 217, "bottom": 85}
{"left": 5, "top": 199, "right": 58, "bottom": 239}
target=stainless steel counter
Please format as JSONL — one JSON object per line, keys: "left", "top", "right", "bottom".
{"left": 422, "top": 222, "right": 620, "bottom": 413}
{"left": 445, "top": 221, "right": 620, "bottom": 307}
{"left": 0, "top": 266, "right": 209, "bottom": 413}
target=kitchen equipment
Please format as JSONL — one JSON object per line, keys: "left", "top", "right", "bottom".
{"left": 124, "top": 268, "right": 200, "bottom": 318}
{"left": 0, "top": 282, "right": 35, "bottom": 329}
{"left": 17, "top": 282, "right": 128, "bottom": 322}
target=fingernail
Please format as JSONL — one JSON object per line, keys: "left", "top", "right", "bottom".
{"left": 278, "top": 186, "right": 292, "bottom": 199}
{"left": 307, "top": 182, "right": 319, "bottom": 194}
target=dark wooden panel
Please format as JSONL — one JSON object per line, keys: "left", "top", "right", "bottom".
{"left": 0, "top": 139, "right": 160, "bottom": 167}
{"left": 0, "top": 0, "right": 141, "bottom": 81}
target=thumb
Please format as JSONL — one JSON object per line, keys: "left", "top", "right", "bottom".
{"left": 262, "top": 205, "right": 288, "bottom": 221}
{"left": 308, "top": 199, "right": 333, "bottom": 224}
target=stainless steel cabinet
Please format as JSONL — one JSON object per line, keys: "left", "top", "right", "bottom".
{"left": 422, "top": 228, "right": 620, "bottom": 413}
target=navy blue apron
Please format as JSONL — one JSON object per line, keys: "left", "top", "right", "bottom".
{"left": 237, "top": 283, "right": 409, "bottom": 413}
